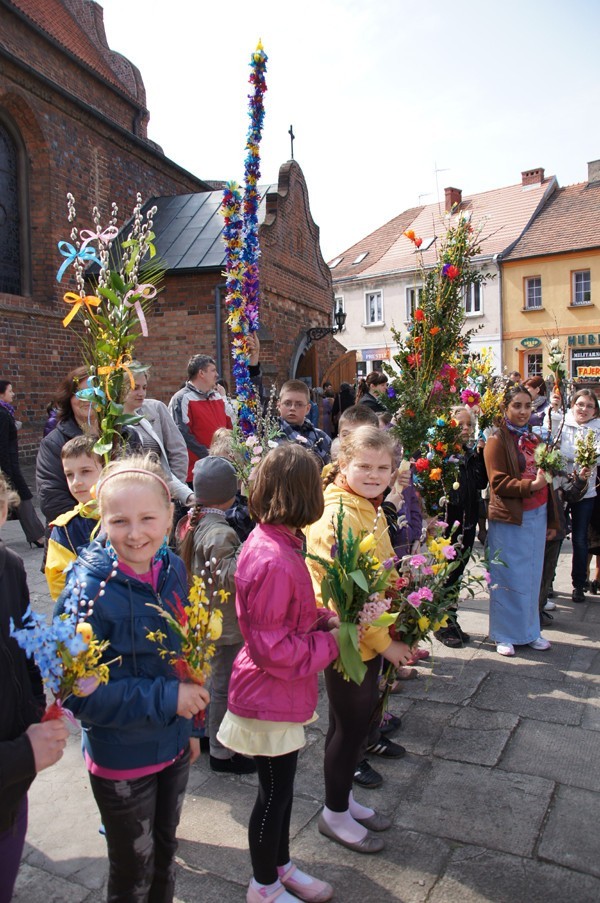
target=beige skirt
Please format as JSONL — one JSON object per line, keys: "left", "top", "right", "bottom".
{"left": 217, "top": 710, "right": 318, "bottom": 757}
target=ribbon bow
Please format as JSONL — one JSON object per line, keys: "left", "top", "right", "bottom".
{"left": 97, "top": 355, "right": 135, "bottom": 400}
{"left": 56, "top": 241, "right": 102, "bottom": 282}
{"left": 123, "top": 284, "right": 157, "bottom": 337}
{"left": 79, "top": 226, "right": 120, "bottom": 250}
{"left": 62, "top": 292, "right": 101, "bottom": 327}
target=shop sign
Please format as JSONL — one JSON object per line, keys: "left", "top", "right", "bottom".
{"left": 572, "top": 349, "right": 600, "bottom": 378}
{"left": 568, "top": 334, "right": 600, "bottom": 346}
{"left": 520, "top": 337, "right": 541, "bottom": 348}
{"left": 362, "top": 347, "right": 391, "bottom": 361}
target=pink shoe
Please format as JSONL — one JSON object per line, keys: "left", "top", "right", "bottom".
{"left": 406, "top": 647, "right": 430, "bottom": 665}
{"left": 246, "top": 880, "right": 287, "bottom": 902}
{"left": 278, "top": 864, "right": 334, "bottom": 902}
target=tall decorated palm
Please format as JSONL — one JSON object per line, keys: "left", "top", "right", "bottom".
{"left": 382, "top": 215, "right": 490, "bottom": 517}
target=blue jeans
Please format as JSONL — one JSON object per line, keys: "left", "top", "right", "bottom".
{"left": 89, "top": 748, "right": 190, "bottom": 903}
{"left": 570, "top": 496, "right": 595, "bottom": 589}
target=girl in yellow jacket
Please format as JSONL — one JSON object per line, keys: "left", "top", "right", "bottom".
{"left": 305, "top": 426, "right": 412, "bottom": 854}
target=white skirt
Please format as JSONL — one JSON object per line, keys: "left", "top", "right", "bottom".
{"left": 217, "top": 710, "right": 317, "bottom": 757}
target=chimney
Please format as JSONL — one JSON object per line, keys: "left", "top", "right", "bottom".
{"left": 444, "top": 187, "right": 462, "bottom": 211}
{"left": 588, "top": 159, "right": 600, "bottom": 184}
{"left": 521, "top": 168, "right": 545, "bottom": 187}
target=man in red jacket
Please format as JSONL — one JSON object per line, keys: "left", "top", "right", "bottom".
{"left": 169, "top": 335, "right": 261, "bottom": 483}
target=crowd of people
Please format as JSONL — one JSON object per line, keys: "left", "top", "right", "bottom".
{"left": 1, "top": 351, "right": 600, "bottom": 903}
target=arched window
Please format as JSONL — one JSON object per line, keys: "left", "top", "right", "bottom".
{"left": 0, "top": 119, "right": 24, "bottom": 295}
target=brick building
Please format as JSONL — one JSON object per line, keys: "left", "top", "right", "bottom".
{"left": 140, "top": 160, "right": 344, "bottom": 394}
{"left": 0, "top": 0, "right": 340, "bottom": 459}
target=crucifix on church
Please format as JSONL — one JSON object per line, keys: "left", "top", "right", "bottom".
{"left": 288, "top": 124, "right": 295, "bottom": 160}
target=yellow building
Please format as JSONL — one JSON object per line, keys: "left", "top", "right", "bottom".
{"left": 502, "top": 161, "right": 600, "bottom": 382}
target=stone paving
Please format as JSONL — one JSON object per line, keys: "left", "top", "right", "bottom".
{"left": 5, "top": 478, "right": 600, "bottom": 902}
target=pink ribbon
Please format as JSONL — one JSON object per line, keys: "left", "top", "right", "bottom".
{"left": 123, "top": 284, "right": 157, "bottom": 337}
{"left": 79, "top": 226, "right": 120, "bottom": 250}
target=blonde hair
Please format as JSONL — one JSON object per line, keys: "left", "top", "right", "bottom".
{"left": 209, "top": 428, "right": 236, "bottom": 462}
{"left": 451, "top": 405, "right": 476, "bottom": 429}
{"left": 96, "top": 454, "right": 172, "bottom": 516}
{"left": 0, "top": 473, "right": 20, "bottom": 511}
{"left": 338, "top": 425, "right": 395, "bottom": 469}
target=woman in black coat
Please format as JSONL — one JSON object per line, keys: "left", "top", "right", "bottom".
{"left": 35, "top": 365, "right": 95, "bottom": 523}
{"left": 0, "top": 380, "right": 44, "bottom": 547}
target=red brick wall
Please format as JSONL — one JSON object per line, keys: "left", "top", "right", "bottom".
{"left": 0, "top": 8, "right": 208, "bottom": 460}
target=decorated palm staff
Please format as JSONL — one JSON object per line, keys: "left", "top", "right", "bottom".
{"left": 382, "top": 215, "right": 490, "bottom": 518}
{"left": 56, "top": 192, "right": 162, "bottom": 461}
{"left": 220, "top": 41, "right": 268, "bottom": 433}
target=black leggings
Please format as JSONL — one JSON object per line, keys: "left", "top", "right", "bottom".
{"left": 249, "top": 750, "right": 298, "bottom": 885}
{"left": 324, "top": 656, "right": 381, "bottom": 811}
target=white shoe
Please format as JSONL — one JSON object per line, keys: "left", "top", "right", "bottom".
{"left": 529, "top": 636, "right": 551, "bottom": 651}
{"left": 496, "top": 642, "right": 515, "bottom": 657}
{"left": 543, "top": 600, "right": 556, "bottom": 611}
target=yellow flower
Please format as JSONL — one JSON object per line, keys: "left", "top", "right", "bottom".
{"left": 418, "top": 615, "right": 430, "bottom": 632}
{"left": 358, "top": 534, "right": 376, "bottom": 555}
{"left": 208, "top": 611, "right": 223, "bottom": 641}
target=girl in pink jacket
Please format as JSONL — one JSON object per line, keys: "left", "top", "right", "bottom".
{"left": 218, "top": 444, "right": 339, "bottom": 903}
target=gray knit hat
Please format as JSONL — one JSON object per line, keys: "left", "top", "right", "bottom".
{"left": 193, "top": 456, "right": 237, "bottom": 505}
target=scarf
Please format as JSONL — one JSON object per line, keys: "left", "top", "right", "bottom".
{"left": 0, "top": 400, "right": 16, "bottom": 419}
{"left": 504, "top": 418, "right": 536, "bottom": 472}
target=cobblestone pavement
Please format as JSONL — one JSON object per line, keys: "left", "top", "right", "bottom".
{"left": 6, "top": 472, "right": 600, "bottom": 902}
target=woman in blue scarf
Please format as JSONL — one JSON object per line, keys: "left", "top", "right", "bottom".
{"left": 483, "top": 385, "right": 558, "bottom": 657}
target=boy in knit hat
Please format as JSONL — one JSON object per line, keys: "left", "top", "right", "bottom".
{"left": 178, "top": 456, "right": 256, "bottom": 775}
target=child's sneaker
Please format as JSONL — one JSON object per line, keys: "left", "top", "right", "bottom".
{"left": 246, "top": 879, "right": 293, "bottom": 902}
{"left": 529, "top": 636, "right": 551, "bottom": 651}
{"left": 278, "top": 864, "right": 333, "bottom": 902}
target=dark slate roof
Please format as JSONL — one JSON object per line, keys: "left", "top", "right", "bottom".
{"left": 145, "top": 186, "right": 275, "bottom": 271}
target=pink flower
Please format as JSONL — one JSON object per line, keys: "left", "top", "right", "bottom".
{"left": 484, "top": 570, "right": 491, "bottom": 584}
{"left": 442, "top": 546, "right": 457, "bottom": 560}
{"left": 409, "top": 554, "right": 427, "bottom": 567}
{"left": 407, "top": 591, "right": 422, "bottom": 608}
{"left": 418, "top": 586, "right": 434, "bottom": 602}
{"left": 431, "top": 380, "right": 444, "bottom": 394}
{"left": 421, "top": 566, "right": 434, "bottom": 576}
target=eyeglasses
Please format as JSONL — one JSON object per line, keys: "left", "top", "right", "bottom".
{"left": 575, "top": 403, "right": 597, "bottom": 411}
{"left": 280, "top": 400, "right": 309, "bottom": 409}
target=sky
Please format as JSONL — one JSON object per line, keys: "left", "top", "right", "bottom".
{"left": 99, "top": 0, "right": 600, "bottom": 262}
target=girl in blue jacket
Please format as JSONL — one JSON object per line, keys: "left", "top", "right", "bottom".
{"left": 57, "top": 455, "right": 209, "bottom": 903}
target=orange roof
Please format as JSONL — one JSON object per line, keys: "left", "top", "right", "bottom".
{"left": 331, "top": 177, "right": 557, "bottom": 283}
{"left": 10, "top": 0, "right": 139, "bottom": 98}
{"left": 328, "top": 206, "right": 423, "bottom": 279}
{"left": 503, "top": 181, "right": 600, "bottom": 260}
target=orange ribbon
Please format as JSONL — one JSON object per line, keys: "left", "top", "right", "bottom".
{"left": 62, "top": 292, "right": 101, "bottom": 327}
{"left": 97, "top": 355, "right": 135, "bottom": 401}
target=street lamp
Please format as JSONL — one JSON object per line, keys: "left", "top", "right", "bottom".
{"left": 306, "top": 302, "right": 347, "bottom": 343}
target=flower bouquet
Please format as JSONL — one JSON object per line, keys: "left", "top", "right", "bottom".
{"left": 229, "top": 387, "right": 282, "bottom": 489}
{"left": 388, "top": 521, "right": 490, "bottom": 648}
{"left": 574, "top": 430, "right": 600, "bottom": 471}
{"left": 10, "top": 599, "right": 111, "bottom": 721}
{"left": 534, "top": 443, "right": 566, "bottom": 482}
{"left": 57, "top": 192, "right": 163, "bottom": 461}
{"left": 305, "top": 501, "right": 398, "bottom": 685}
{"left": 146, "top": 571, "right": 227, "bottom": 722}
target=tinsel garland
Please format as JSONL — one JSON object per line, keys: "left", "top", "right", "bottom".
{"left": 220, "top": 40, "right": 268, "bottom": 433}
